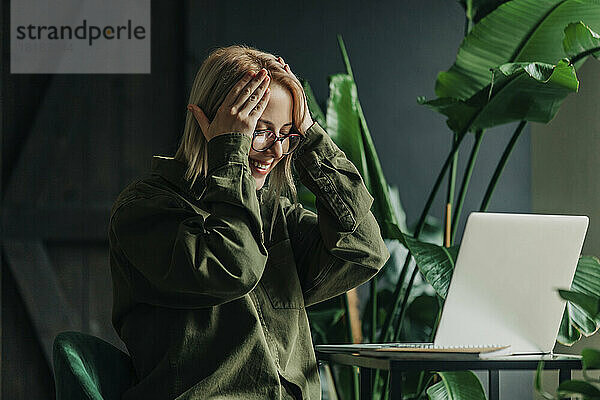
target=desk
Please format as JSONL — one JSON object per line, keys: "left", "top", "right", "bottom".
{"left": 315, "top": 349, "right": 582, "bottom": 400}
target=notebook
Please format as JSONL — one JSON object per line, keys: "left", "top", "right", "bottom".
{"left": 315, "top": 212, "right": 589, "bottom": 358}
{"left": 315, "top": 343, "right": 510, "bottom": 359}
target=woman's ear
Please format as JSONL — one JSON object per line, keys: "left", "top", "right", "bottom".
{"left": 187, "top": 104, "right": 210, "bottom": 139}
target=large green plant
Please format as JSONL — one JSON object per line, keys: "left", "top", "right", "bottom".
{"left": 301, "top": 0, "right": 600, "bottom": 399}
{"left": 535, "top": 289, "right": 600, "bottom": 399}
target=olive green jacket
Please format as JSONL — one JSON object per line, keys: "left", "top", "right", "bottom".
{"left": 108, "top": 121, "right": 390, "bottom": 399}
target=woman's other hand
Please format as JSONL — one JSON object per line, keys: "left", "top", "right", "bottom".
{"left": 187, "top": 68, "right": 271, "bottom": 142}
{"left": 276, "top": 57, "right": 314, "bottom": 135}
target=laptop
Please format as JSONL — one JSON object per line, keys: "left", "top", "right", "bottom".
{"left": 315, "top": 212, "right": 589, "bottom": 357}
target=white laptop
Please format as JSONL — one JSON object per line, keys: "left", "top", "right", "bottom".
{"left": 315, "top": 212, "right": 589, "bottom": 357}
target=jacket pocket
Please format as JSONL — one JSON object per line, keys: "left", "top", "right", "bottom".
{"left": 259, "top": 239, "right": 305, "bottom": 309}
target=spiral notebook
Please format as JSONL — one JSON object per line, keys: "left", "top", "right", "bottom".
{"left": 316, "top": 213, "right": 589, "bottom": 359}
{"left": 315, "top": 343, "right": 510, "bottom": 359}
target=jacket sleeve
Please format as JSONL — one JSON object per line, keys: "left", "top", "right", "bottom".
{"left": 288, "top": 121, "right": 390, "bottom": 308}
{"left": 110, "top": 133, "right": 268, "bottom": 309}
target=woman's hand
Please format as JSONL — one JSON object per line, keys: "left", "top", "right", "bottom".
{"left": 276, "top": 57, "right": 315, "bottom": 135}
{"left": 187, "top": 68, "right": 271, "bottom": 142}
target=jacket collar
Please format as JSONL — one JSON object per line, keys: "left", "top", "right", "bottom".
{"left": 150, "top": 155, "right": 266, "bottom": 203}
{"left": 151, "top": 155, "right": 205, "bottom": 200}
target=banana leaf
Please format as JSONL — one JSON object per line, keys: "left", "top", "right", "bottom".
{"left": 427, "top": 371, "right": 487, "bottom": 400}
{"left": 396, "top": 230, "right": 459, "bottom": 299}
{"left": 422, "top": 21, "right": 600, "bottom": 137}
{"left": 419, "top": 59, "right": 579, "bottom": 135}
{"left": 557, "top": 303, "right": 583, "bottom": 345}
{"left": 582, "top": 348, "right": 600, "bottom": 369}
{"left": 582, "top": 348, "right": 600, "bottom": 383}
{"left": 301, "top": 78, "right": 327, "bottom": 129}
{"left": 559, "top": 290, "right": 600, "bottom": 320}
{"left": 402, "top": 294, "right": 441, "bottom": 341}
{"left": 326, "top": 74, "right": 369, "bottom": 185}
{"left": 300, "top": 76, "right": 408, "bottom": 238}
{"left": 307, "top": 305, "right": 346, "bottom": 345}
{"left": 324, "top": 73, "right": 404, "bottom": 239}
{"left": 302, "top": 75, "right": 409, "bottom": 239}
{"left": 296, "top": 184, "right": 316, "bottom": 213}
{"left": 563, "top": 21, "right": 600, "bottom": 60}
{"left": 389, "top": 185, "right": 408, "bottom": 233}
{"left": 557, "top": 256, "right": 600, "bottom": 345}
{"left": 557, "top": 380, "right": 600, "bottom": 398}
{"left": 564, "top": 299, "right": 599, "bottom": 338}
{"left": 436, "top": 0, "right": 600, "bottom": 101}
{"left": 300, "top": 39, "right": 410, "bottom": 399}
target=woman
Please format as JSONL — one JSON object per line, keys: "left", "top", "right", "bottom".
{"left": 108, "top": 45, "right": 389, "bottom": 400}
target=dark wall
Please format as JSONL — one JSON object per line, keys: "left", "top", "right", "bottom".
{"left": 185, "top": 0, "right": 532, "bottom": 237}
{"left": 1, "top": 1, "right": 185, "bottom": 398}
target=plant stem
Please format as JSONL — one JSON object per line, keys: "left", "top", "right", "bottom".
{"left": 479, "top": 121, "right": 526, "bottom": 211}
{"left": 338, "top": 33, "right": 400, "bottom": 235}
{"left": 342, "top": 294, "right": 360, "bottom": 400}
{"left": 370, "top": 278, "right": 377, "bottom": 342}
{"left": 374, "top": 119, "right": 473, "bottom": 398}
{"left": 394, "top": 264, "right": 426, "bottom": 342}
{"left": 353, "top": 365, "right": 360, "bottom": 400}
{"left": 379, "top": 369, "right": 391, "bottom": 400}
{"left": 337, "top": 34, "right": 354, "bottom": 79}
{"left": 413, "top": 132, "right": 468, "bottom": 239}
{"left": 378, "top": 256, "right": 410, "bottom": 343}
{"left": 372, "top": 369, "right": 382, "bottom": 400}
{"left": 382, "top": 131, "right": 466, "bottom": 393}
{"left": 371, "top": 257, "right": 411, "bottom": 400}
{"left": 393, "top": 265, "right": 419, "bottom": 342}
{"left": 570, "top": 46, "right": 600, "bottom": 64}
{"left": 382, "top": 372, "right": 391, "bottom": 400}
{"left": 372, "top": 131, "right": 469, "bottom": 398}
{"left": 430, "top": 298, "right": 444, "bottom": 341}
{"left": 416, "top": 374, "right": 436, "bottom": 400}
{"left": 414, "top": 299, "right": 444, "bottom": 397}
{"left": 444, "top": 133, "right": 459, "bottom": 247}
{"left": 451, "top": 129, "right": 484, "bottom": 243}
{"left": 375, "top": 131, "right": 468, "bottom": 398}
{"left": 398, "top": 15, "right": 477, "bottom": 400}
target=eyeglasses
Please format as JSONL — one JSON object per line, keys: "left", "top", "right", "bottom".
{"left": 251, "top": 129, "right": 303, "bottom": 155}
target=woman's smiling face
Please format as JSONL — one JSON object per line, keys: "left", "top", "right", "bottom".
{"left": 248, "top": 82, "right": 293, "bottom": 190}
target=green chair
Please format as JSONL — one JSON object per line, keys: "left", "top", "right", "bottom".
{"left": 53, "top": 331, "right": 137, "bottom": 400}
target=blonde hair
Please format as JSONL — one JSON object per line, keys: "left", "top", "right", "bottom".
{"left": 175, "top": 44, "right": 308, "bottom": 206}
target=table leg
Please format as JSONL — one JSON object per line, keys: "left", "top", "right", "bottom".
{"left": 389, "top": 365, "right": 403, "bottom": 400}
{"left": 360, "top": 367, "right": 373, "bottom": 400}
{"left": 558, "top": 368, "right": 572, "bottom": 400}
{"left": 559, "top": 368, "right": 571, "bottom": 383}
{"left": 488, "top": 370, "right": 499, "bottom": 400}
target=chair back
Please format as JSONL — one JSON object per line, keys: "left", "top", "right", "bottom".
{"left": 53, "top": 331, "right": 137, "bottom": 400}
